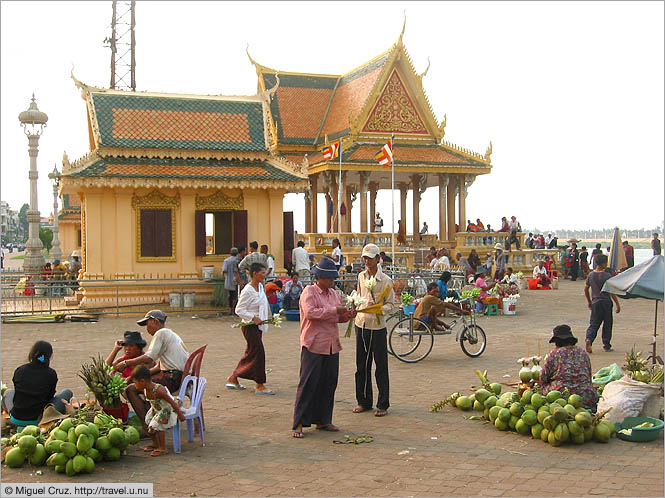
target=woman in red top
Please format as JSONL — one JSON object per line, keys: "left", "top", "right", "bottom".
{"left": 106, "top": 331, "right": 149, "bottom": 378}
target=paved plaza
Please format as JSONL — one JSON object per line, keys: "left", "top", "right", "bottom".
{"left": 1, "top": 280, "right": 663, "bottom": 497}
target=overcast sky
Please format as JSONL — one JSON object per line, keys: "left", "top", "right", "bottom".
{"left": 1, "top": 1, "right": 663, "bottom": 237}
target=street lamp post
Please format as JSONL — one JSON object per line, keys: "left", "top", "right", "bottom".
{"left": 18, "top": 94, "right": 48, "bottom": 275}
{"left": 48, "top": 164, "right": 62, "bottom": 262}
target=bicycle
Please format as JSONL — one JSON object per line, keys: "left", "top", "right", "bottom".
{"left": 388, "top": 298, "right": 486, "bottom": 362}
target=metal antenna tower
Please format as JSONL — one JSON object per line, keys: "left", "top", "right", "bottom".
{"left": 108, "top": 0, "right": 136, "bottom": 90}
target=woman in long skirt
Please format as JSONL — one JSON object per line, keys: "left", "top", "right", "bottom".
{"left": 226, "top": 262, "right": 275, "bottom": 395}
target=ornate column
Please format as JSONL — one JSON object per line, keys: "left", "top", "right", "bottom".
{"left": 438, "top": 174, "right": 449, "bottom": 243}
{"left": 310, "top": 174, "right": 318, "bottom": 233}
{"left": 398, "top": 182, "right": 408, "bottom": 233}
{"left": 304, "top": 189, "right": 312, "bottom": 234}
{"left": 411, "top": 174, "right": 421, "bottom": 242}
{"left": 345, "top": 182, "right": 354, "bottom": 233}
{"left": 447, "top": 176, "right": 456, "bottom": 241}
{"left": 325, "top": 192, "right": 332, "bottom": 233}
{"left": 359, "top": 172, "right": 370, "bottom": 233}
{"left": 368, "top": 182, "right": 379, "bottom": 232}
{"left": 48, "top": 165, "right": 62, "bottom": 261}
{"left": 331, "top": 174, "right": 339, "bottom": 233}
{"left": 458, "top": 174, "right": 466, "bottom": 231}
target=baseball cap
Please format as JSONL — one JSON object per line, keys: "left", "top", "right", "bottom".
{"left": 137, "top": 309, "right": 167, "bottom": 326}
{"left": 361, "top": 243, "right": 380, "bottom": 259}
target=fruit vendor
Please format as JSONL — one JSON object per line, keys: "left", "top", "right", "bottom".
{"left": 105, "top": 331, "right": 153, "bottom": 379}
{"left": 2, "top": 341, "right": 73, "bottom": 426}
{"left": 413, "top": 283, "right": 469, "bottom": 331}
{"left": 473, "top": 266, "right": 495, "bottom": 302}
{"left": 532, "top": 259, "right": 551, "bottom": 287}
{"left": 352, "top": 244, "right": 396, "bottom": 418}
{"left": 539, "top": 325, "right": 599, "bottom": 411}
{"left": 292, "top": 257, "right": 355, "bottom": 438}
{"left": 116, "top": 309, "right": 188, "bottom": 436}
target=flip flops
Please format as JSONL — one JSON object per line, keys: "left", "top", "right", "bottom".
{"left": 352, "top": 406, "right": 369, "bottom": 413}
{"left": 150, "top": 448, "right": 168, "bottom": 457}
{"left": 225, "top": 383, "right": 246, "bottom": 390}
{"left": 316, "top": 424, "right": 339, "bottom": 432}
{"left": 374, "top": 410, "right": 388, "bottom": 417}
{"left": 255, "top": 389, "right": 275, "bottom": 395}
{"left": 292, "top": 430, "right": 304, "bottom": 438}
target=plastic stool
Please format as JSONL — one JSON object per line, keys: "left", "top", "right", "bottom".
{"left": 474, "top": 301, "right": 484, "bottom": 313}
{"left": 485, "top": 304, "right": 499, "bottom": 316}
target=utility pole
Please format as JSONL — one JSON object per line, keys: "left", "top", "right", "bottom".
{"left": 108, "top": 0, "right": 136, "bottom": 90}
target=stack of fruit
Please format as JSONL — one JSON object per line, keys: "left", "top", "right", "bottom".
{"left": 431, "top": 370, "right": 616, "bottom": 447}
{"left": 623, "top": 346, "right": 664, "bottom": 384}
{"left": 2, "top": 413, "right": 139, "bottom": 474}
{"left": 79, "top": 356, "right": 128, "bottom": 408}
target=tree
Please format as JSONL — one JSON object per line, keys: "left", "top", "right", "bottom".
{"left": 18, "top": 203, "right": 29, "bottom": 242}
{"left": 39, "top": 227, "right": 53, "bottom": 253}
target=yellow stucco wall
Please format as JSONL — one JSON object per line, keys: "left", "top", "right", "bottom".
{"left": 58, "top": 222, "right": 81, "bottom": 259}
{"left": 77, "top": 187, "right": 286, "bottom": 279}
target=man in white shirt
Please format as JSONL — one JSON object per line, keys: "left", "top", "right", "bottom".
{"left": 292, "top": 241, "right": 310, "bottom": 273}
{"left": 544, "top": 233, "right": 553, "bottom": 248}
{"left": 533, "top": 260, "right": 551, "bottom": 286}
{"left": 118, "top": 309, "right": 189, "bottom": 435}
{"left": 261, "top": 244, "right": 275, "bottom": 278}
{"left": 374, "top": 212, "right": 383, "bottom": 232}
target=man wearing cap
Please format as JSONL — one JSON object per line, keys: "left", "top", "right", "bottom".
{"left": 115, "top": 310, "right": 189, "bottom": 435}
{"left": 352, "top": 244, "right": 396, "bottom": 417}
{"left": 493, "top": 244, "right": 507, "bottom": 281}
{"left": 292, "top": 258, "right": 355, "bottom": 438}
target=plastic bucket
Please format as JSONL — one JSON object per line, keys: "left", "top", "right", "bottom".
{"left": 183, "top": 292, "right": 195, "bottom": 307}
{"left": 528, "top": 278, "right": 538, "bottom": 290}
{"left": 402, "top": 304, "right": 416, "bottom": 315}
{"left": 169, "top": 292, "right": 182, "bottom": 307}
{"left": 502, "top": 297, "right": 517, "bottom": 315}
{"left": 202, "top": 266, "right": 214, "bottom": 280}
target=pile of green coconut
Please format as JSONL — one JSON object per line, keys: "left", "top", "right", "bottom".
{"left": 431, "top": 370, "right": 615, "bottom": 446}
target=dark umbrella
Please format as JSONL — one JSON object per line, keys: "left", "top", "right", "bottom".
{"left": 602, "top": 255, "right": 664, "bottom": 364}
{"left": 608, "top": 227, "right": 627, "bottom": 271}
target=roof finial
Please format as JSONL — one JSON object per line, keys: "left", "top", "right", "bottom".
{"left": 485, "top": 141, "right": 493, "bottom": 163}
{"left": 265, "top": 72, "right": 280, "bottom": 101}
{"left": 400, "top": 10, "right": 406, "bottom": 41}
{"left": 246, "top": 44, "right": 258, "bottom": 66}
{"left": 419, "top": 57, "right": 430, "bottom": 79}
{"left": 70, "top": 64, "right": 86, "bottom": 90}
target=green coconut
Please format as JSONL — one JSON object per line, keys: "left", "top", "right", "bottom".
{"left": 87, "top": 423, "right": 100, "bottom": 441}
{"left": 124, "top": 426, "right": 140, "bottom": 445}
{"left": 73, "top": 454, "right": 87, "bottom": 473}
{"left": 5, "top": 447, "right": 26, "bottom": 468}
{"left": 483, "top": 408, "right": 490, "bottom": 420}
{"left": 498, "top": 408, "right": 511, "bottom": 422}
{"left": 568, "top": 394, "right": 583, "bottom": 409}
{"left": 67, "top": 427, "right": 77, "bottom": 444}
{"left": 515, "top": 419, "right": 530, "bottom": 435}
{"left": 540, "top": 428, "right": 550, "bottom": 442}
{"left": 489, "top": 383, "right": 502, "bottom": 395}
{"left": 583, "top": 425, "right": 595, "bottom": 442}
{"left": 455, "top": 396, "right": 472, "bottom": 411}
{"left": 575, "top": 411, "right": 593, "bottom": 428}
{"left": 29, "top": 443, "right": 48, "bottom": 466}
{"left": 543, "top": 415, "right": 557, "bottom": 431}
{"left": 554, "top": 398, "right": 568, "bottom": 407}
{"left": 508, "top": 415, "right": 519, "bottom": 430}
{"left": 520, "top": 390, "right": 533, "bottom": 405}
{"left": 77, "top": 434, "right": 92, "bottom": 453}
{"left": 531, "top": 423, "right": 544, "bottom": 439}
{"left": 567, "top": 420, "right": 583, "bottom": 437}
{"left": 45, "top": 439, "right": 62, "bottom": 455}
{"left": 60, "top": 442, "right": 77, "bottom": 458}
{"left": 104, "top": 447, "right": 121, "bottom": 461}
{"left": 46, "top": 452, "right": 68, "bottom": 467}
{"left": 594, "top": 423, "right": 611, "bottom": 442}
{"left": 468, "top": 394, "right": 476, "bottom": 404}
{"left": 52, "top": 429, "right": 68, "bottom": 442}
{"left": 509, "top": 402, "right": 524, "bottom": 417}
{"left": 475, "top": 388, "right": 491, "bottom": 403}
{"left": 85, "top": 456, "right": 95, "bottom": 474}
{"left": 571, "top": 433, "right": 585, "bottom": 444}
{"left": 489, "top": 405, "right": 501, "bottom": 422}
{"left": 87, "top": 448, "right": 102, "bottom": 463}
{"left": 473, "top": 400, "right": 484, "bottom": 412}
{"left": 95, "top": 436, "right": 111, "bottom": 452}
{"left": 531, "top": 393, "right": 546, "bottom": 409}
{"left": 65, "top": 458, "right": 76, "bottom": 477}
{"left": 483, "top": 395, "right": 498, "bottom": 409}
{"left": 545, "top": 390, "right": 561, "bottom": 403}
{"left": 74, "top": 424, "right": 90, "bottom": 437}
{"left": 494, "top": 418, "right": 509, "bottom": 431}
{"left": 554, "top": 422, "right": 570, "bottom": 442}
{"left": 18, "top": 434, "right": 38, "bottom": 455}
{"left": 58, "top": 418, "right": 74, "bottom": 433}
{"left": 564, "top": 404, "right": 577, "bottom": 418}
{"left": 55, "top": 464, "right": 66, "bottom": 474}
{"left": 552, "top": 406, "right": 569, "bottom": 423}
{"left": 521, "top": 410, "right": 538, "bottom": 426}
{"left": 20, "top": 425, "right": 40, "bottom": 437}
{"left": 537, "top": 410, "right": 550, "bottom": 425}
{"left": 599, "top": 419, "right": 615, "bottom": 436}
{"left": 548, "top": 430, "right": 562, "bottom": 446}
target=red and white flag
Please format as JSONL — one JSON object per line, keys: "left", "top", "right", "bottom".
{"left": 321, "top": 141, "right": 339, "bottom": 161}
{"left": 375, "top": 138, "right": 393, "bottom": 167}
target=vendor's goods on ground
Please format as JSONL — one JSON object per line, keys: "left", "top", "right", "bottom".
{"left": 431, "top": 369, "right": 618, "bottom": 447}
{"left": 1, "top": 412, "right": 139, "bottom": 474}
{"left": 79, "top": 356, "right": 128, "bottom": 408}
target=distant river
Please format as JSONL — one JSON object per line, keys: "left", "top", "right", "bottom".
{"left": 634, "top": 248, "right": 654, "bottom": 266}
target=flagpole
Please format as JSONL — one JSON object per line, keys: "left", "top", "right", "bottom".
{"left": 338, "top": 137, "right": 342, "bottom": 238}
{"left": 391, "top": 134, "right": 395, "bottom": 267}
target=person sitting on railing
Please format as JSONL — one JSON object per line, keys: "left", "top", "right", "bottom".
{"left": 466, "top": 220, "right": 478, "bottom": 232}
{"left": 420, "top": 222, "right": 428, "bottom": 235}
{"left": 533, "top": 259, "right": 551, "bottom": 287}
{"left": 534, "top": 234, "right": 545, "bottom": 249}
{"left": 498, "top": 217, "right": 510, "bottom": 232}
{"left": 414, "top": 282, "right": 468, "bottom": 331}
{"left": 476, "top": 218, "right": 485, "bottom": 231}
{"left": 506, "top": 216, "right": 521, "bottom": 250}
{"left": 525, "top": 233, "right": 534, "bottom": 249}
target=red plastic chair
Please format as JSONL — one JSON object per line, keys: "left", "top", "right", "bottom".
{"left": 180, "top": 345, "right": 207, "bottom": 431}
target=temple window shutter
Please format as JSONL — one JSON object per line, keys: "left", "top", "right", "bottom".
{"left": 154, "top": 209, "right": 172, "bottom": 257}
{"left": 140, "top": 209, "right": 156, "bottom": 257}
{"left": 195, "top": 210, "right": 206, "bottom": 257}
{"left": 233, "top": 210, "right": 248, "bottom": 249}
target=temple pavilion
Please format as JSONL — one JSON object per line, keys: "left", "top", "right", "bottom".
{"left": 58, "top": 27, "right": 497, "bottom": 307}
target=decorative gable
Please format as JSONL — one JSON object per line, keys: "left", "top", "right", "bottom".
{"left": 362, "top": 70, "right": 428, "bottom": 135}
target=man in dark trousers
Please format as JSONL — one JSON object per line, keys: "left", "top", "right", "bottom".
{"left": 352, "top": 244, "right": 396, "bottom": 417}
{"left": 622, "top": 241, "right": 635, "bottom": 268}
{"left": 584, "top": 254, "right": 621, "bottom": 353}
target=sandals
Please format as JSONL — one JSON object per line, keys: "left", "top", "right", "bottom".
{"left": 292, "top": 430, "right": 304, "bottom": 439}
{"left": 150, "top": 448, "right": 168, "bottom": 457}
{"left": 143, "top": 445, "right": 156, "bottom": 452}
{"left": 352, "top": 406, "right": 368, "bottom": 413}
{"left": 225, "top": 383, "right": 246, "bottom": 390}
{"left": 316, "top": 424, "right": 339, "bottom": 432}
{"left": 375, "top": 410, "right": 388, "bottom": 417}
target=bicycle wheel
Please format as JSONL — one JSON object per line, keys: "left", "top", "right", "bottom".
{"left": 384, "top": 311, "right": 402, "bottom": 357}
{"left": 460, "top": 324, "right": 487, "bottom": 358}
{"left": 389, "top": 317, "right": 434, "bottom": 363}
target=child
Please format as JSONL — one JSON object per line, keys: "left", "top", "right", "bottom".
{"left": 129, "top": 365, "right": 185, "bottom": 456}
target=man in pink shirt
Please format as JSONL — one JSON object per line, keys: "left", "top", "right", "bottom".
{"left": 292, "top": 258, "right": 355, "bottom": 438}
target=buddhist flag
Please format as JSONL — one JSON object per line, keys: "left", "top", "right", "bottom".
{"left": 375, "top": 138, "right": 393, "bottom": 167}
{"left": 322, "top": 141, "right": 339, "bottom": 161}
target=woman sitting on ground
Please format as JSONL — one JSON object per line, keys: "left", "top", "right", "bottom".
{"left": 2, "top": 341, "right": 73, "bottom": 426}
{"left": 533, "top": 259, "right": 551, "bottom": 287}
{"left": 540, "top": 325, "right": 599, "bottom": 411}
{"left": 106, "top": 331, "right": 152, "bottom": 378}
{"left": 474, "top": 267, "right": 496, "bottom": 302}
